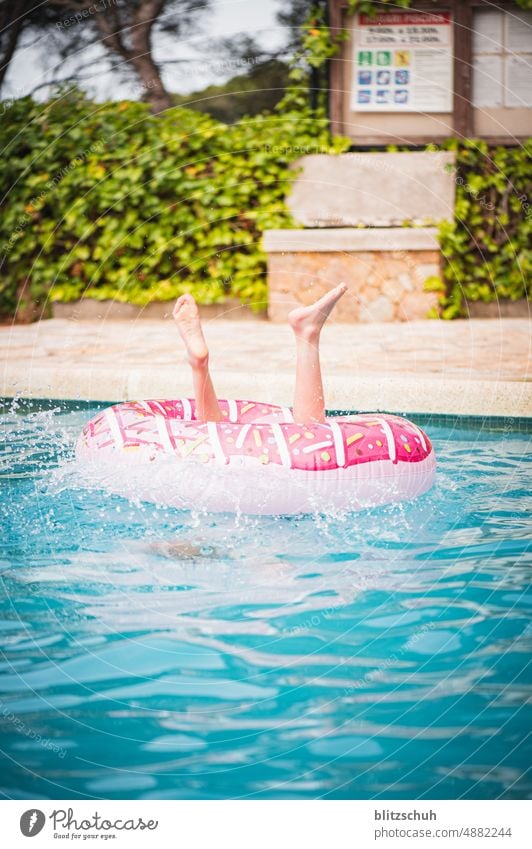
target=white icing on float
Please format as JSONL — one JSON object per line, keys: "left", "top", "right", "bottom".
{"left": 76, "top": 399, "right": 436, "bottom": 515}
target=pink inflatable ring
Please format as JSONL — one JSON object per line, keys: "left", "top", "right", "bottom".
{"left": 77, "top": 398, "right": 436, "bottom": 515}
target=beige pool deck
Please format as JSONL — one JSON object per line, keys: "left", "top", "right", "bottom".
{"left": 1, "top": 315, "right": 531, "bottom": 417}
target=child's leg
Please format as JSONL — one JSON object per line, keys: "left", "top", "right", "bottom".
{"left": 288, "top": 283, "right": 347, "bottom": 424}
{"left": 173, "top": 294, "right": 223, "bottom": 422}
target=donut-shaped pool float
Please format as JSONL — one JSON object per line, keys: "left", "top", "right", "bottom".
{"left": 76, "top": 399, "right": 436, "bottom": 515}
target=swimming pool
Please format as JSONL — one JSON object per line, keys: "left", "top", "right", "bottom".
{"left": 1, "top": 399, "right": 531, "bottom": 800}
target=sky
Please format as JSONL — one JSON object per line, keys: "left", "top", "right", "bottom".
{"left": 3, "top": 0, "right": 287, "bottom": 101}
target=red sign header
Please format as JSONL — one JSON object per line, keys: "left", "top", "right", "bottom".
{"left": 359, "top": 12, "right": 452, "bottom": 26}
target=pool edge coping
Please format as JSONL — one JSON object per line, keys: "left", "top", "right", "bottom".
{"left": 3, "top": 396, "right": 532, "bottom": 433}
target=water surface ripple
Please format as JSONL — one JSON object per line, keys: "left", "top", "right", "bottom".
{"left": 0, "top": 402, "right": 531, "bottom": 799}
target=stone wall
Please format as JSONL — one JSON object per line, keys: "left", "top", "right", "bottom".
{"left": 264, "top": 151, "right": 454, "bottom": 323}
{"left": 264, "top": 228, "right": 440, "bottom": 322}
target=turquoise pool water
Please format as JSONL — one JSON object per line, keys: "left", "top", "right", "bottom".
{"left": 1, "top": 399, "right": 531, "bottom": 800}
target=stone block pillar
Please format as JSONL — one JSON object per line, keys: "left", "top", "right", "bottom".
{"left": 263, "top": 151, "right": 455, "bottom": 322}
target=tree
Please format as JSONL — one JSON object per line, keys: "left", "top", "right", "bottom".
{"left": 0, "top": 0, "right": 41, "bottom": 91}
{"left": 277, "top": 0, "right": 312, "bottom": 51}
{"left": 1, "top": 0, "right": 210, "bottom": 113}
{"left": 1, "top": 0, "right": 311, "bottom": 114}
{"left": 172, "top": 58, "right": 291, "bottom": 124}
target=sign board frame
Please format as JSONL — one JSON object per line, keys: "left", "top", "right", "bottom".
{"left": 351, "top": 11, "right": 454, "bottom": 114}
{"left": 328, "top": 0, "right": 531, "bottom": 145}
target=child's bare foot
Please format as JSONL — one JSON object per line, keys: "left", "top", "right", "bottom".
{"left": 173, "top": 294, "right": 209, "bottom": 368}
{"left": 288, "top": 283, "right": 347, "bottom": 341}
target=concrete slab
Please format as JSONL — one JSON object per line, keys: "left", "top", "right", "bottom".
{"left": 1, "top": 317, "right": 531, "bottom": 416}
{"left": 287, "top": 152, "right": 456, "bottom": 227}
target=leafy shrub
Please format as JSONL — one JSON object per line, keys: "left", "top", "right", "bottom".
{"left": 2, "top": 0, "right": 531, "bottom": 323}
{"left": 425, "top": 139, "right": 532, "bottom": 318}
{"left": 0, "top": 87, "right": 349, "bottom": 320}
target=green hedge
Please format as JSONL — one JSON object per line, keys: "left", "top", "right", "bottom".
{"left": 426, "top": 139, "right": 532, "bottom": 318}
{"left": 0, "top": 88, "right": 348, "bottom": 320}
{"left": 1, "top": 88, "right": 530, "bottom": 322}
